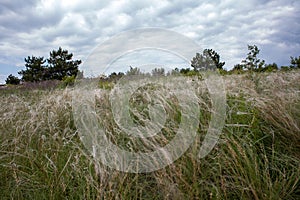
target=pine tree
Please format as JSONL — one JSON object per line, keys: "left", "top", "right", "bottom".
{"left": 47, "top": 47, "right": 81, "bottom": 80}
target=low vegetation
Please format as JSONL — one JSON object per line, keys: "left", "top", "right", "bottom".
{"left": 1, "top": 69, "right": 299, "bottom": 199}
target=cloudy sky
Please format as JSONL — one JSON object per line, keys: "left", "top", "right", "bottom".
{"left": 0, "top": 0, "right": 299, "bottom": 83}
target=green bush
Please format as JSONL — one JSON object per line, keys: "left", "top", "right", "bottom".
{"left": 60, "top": 75, "right": 76, "bottom": 87}
{"left": 5, "top": 74, "right": 20, "bottom": 85}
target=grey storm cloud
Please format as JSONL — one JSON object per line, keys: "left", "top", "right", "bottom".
{"left": 0, "top": 0, "right": 299, "bottom": 83}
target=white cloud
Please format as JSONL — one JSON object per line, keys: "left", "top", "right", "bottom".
{"left": 0, "top": 0, "right": 299, "bottom": 77}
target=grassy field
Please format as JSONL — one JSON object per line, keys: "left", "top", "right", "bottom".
{"left": 0, "top": 70, "right": 299, "bottom": 199}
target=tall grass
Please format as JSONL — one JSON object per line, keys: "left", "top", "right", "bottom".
{"left": 0, "top": 70, "right": 299, "bottom": 199}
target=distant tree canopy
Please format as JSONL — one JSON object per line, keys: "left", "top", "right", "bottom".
{"left": 5, "top": 74, "right": 20, "bottom": 85}
{"left": 126, "top": 66, "right": 142, "bottom": 75}
{"left": 232, "top": 64, "right": 244, "bottom": 71}
{"left": 18, "top": 56, "right": 46, "bottom": 82}
{"left": 18, "top": 47, "right": 81, "bottom": 82}
{"left": 47, "top": 47, "right": 81, "bottom": 80}
{"left": 204, "top": 49, "right": 225, "bottom": 70}
{"left": 6, "top": 45, "right": 300, "bottom": 86}
{"left": 191, "top": 49, "right": 225, "bottom": 71}
{"left": 262, "top": 63, "right": 278, "bottom": 72}
{"left": 230, "top": 45, "right": 279, "bottom": 73}
{"left": 241, "top": 45, "right": 265, "bottom": 71}
{"left": 151, "top": 68, "right": 165, "bottom": 76}
{"left": 290, "top": 56, "right": 300, "bottom": 69}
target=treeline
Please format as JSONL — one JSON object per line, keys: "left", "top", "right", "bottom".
{"left": 179, "top": 45, "right": 299, "bottom": 75}
{"left": 5, "top": 45, "right": 300, "bottom": 85}
{"left": 98, "top": 45, "right": 300, "bottom": 86}
{"left": 5, "top": 47, "right": 82, "bottom": 85}
{"left": 229, "top": 45, "right": 300, "bottom": 73}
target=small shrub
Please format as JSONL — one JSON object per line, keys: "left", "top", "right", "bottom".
{"left": 5, "top": 74, "right": 20, "bottom": 85}
{"left": 99, "top": 80, "right": 114, "bottom": 90}
{"left": 60, "top": 75, "right": 76, "bottom": 87}
{"left": 280, "top": 66, "right": 291, "bottom": 71}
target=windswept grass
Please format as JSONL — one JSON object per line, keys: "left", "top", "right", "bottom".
{"left": 0, "top": 70, "right": 299, "bottom": 199}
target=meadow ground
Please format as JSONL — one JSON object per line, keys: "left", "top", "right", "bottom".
{"left": 0, "top": 70, "right": 299, "bottom": 199}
